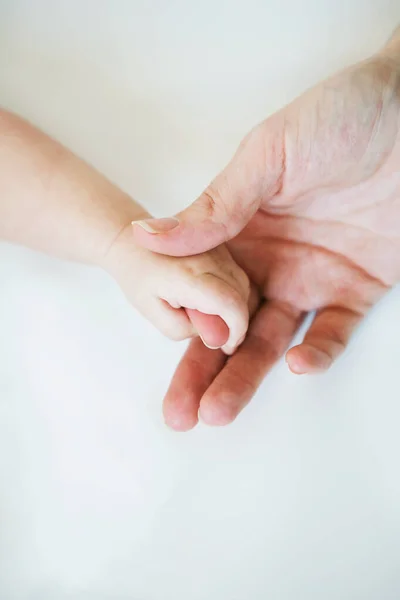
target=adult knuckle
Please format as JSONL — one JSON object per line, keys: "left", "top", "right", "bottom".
{"left": 202, "top": 186, "right": 232, "bottom": 235}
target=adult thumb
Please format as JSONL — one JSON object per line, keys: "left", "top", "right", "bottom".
{"left": 132, "top": 122, "right": 284, "bottom": 256}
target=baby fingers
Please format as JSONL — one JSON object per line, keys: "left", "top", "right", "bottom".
{"left": 158, "top": 273, "right": 249, "bottom": 354}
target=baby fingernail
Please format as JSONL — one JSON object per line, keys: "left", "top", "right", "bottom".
{"left": 199, "top": 335, "right": 221, "bottom": 350}
{"left": 132, "top": 217, "right": 179, "bottom": 234}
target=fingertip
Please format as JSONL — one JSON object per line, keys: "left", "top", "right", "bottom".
{"left": 285, "top": 347, "right": 308, "bottom": 374}
{"left": 131, "top": 221, "right": 155, "bottom": 244}
{"left": 186, "top": 309, "right": 229, "bottom": 349}
{"left": 220, "top": 344, "right": 237, "bottom": 356}
{"left": 286, "top": 344, "right": 332, "bottom": 375}
{"left": 199, "top": 337, "right": 222, "bottom": 351}
{"left": 131, "top": 218, "right": 186, "bottom": 256}
{"left": 221, "top": 333, "right": 245, "bottom": 355}
{"left": 163, "top": 406, "right": 199, "bottom": 432}
{"left": 198, "top": 398, "right": 237, "bottom": 427}
{"left": 132, "top": 218, "right": 219, "bottom": 257}
{"left": 132, "top": 217, "right": 179, "bottom": 234}
{"left": 163, "top": 383, "right": 200, "bottom": 432}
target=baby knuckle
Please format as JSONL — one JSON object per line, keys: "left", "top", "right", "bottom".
{"left": 180, "top": 257, "right": 209, "bottom": 278}
{"left": 236, "top": 269, "right": 250, "bottom": 296}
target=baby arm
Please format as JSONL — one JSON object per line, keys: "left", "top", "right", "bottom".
{"left": 0, "top": 109, "right": 249, "bottom": 351}
{"left": 0, "top": 108, "right": 148, "bottom": 262}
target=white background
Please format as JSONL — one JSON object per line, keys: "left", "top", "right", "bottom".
{"left": 1, "top": 1, "right": 400, "bottom": 599}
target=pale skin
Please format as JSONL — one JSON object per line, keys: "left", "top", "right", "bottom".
{"left": 133, "top": 27, "right": 400, "bottom": 430}
{"left": 0, "top": 111, "right": 250, "bottom": 354}
{"left": 2, "top": 28, "right": 400, "bottom": 431}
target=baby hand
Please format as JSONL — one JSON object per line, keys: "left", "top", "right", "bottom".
{"left": 104, "top": 228, "right": 250, "bottom": 354}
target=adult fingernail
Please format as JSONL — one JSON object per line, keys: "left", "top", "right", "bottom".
{"left": 132, "top": 217, "right": 179, "bottom": 234}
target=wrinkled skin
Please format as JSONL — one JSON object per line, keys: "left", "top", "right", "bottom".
{"left": 134, "top": 49, "right": 400, "bottom": 431}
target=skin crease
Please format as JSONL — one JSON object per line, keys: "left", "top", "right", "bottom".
{"left": 133, "top": 30, "right": 400, "bottom": 430}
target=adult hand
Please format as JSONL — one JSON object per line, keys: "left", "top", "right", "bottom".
{"left": 134, "top": 31, "right": 400, "bottom": 430}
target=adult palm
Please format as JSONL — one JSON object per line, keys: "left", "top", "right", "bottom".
{"left": 134, "top": 46, "right": 400, "bottom": 430}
